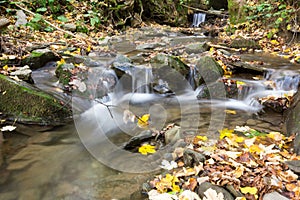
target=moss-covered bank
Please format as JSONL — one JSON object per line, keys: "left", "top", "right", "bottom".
{"left": 0, "top": 74, "right": 71, "bottom": 125}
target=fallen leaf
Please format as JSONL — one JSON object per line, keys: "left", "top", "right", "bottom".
{"left": 203, "top": 188, "right": 224, "bottom": 200}
{"left": 138, "top": 144, "right": 156, "bottom": 155}
{"left": 1, "top": 125, "right": 16, "bottom": 132}
{"left": 137, "top": 114, "right": 150, "bottom": 128}
{"left": 240, "top": 186, "right": 257, "bottom": 195}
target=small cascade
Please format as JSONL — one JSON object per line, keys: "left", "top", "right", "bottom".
{"left": 129, "top": 66, "right": 153, "bottom": 93}
{"left": 191, "top": 13, "right": 206, "bottom": 27}
{"left": 187, "top": 66, "right": 197, "bottom": 90}
{"left": 265, "top": 69, "right": 300, "bottom": 91}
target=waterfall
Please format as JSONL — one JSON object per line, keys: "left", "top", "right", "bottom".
{"left": 191, "top": 13, "right": 206, "bottom": 27}
{"left": 130, "top": 66, "right": 153, "bottom": 93}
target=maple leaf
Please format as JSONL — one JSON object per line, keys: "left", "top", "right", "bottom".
{"left": 138, "top": 144, "right": 156, "bottom": 155}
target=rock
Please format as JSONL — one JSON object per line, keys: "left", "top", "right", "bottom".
{"left": 231, "top": 61, "right": 265, "bottom": 75}
{"left": 124, "top": 130, "right": 154, "bottom": 150}
{"left": 15, "top": 10, "right": 27, "bottom": 26}
{"left": 284, "top": 88, "right": 300, "bottom": 154}
{"left": 111, "top": 54, "right": 135, "bottom": 78}
{"left": 185, "top": 42, "right": 209, "bottom": 54}
{"left": 246, "top": 119, "right": 257, "bottom": 126}
{"left": 0, "top": 74, "right": 71, "bottom": 125}
{"left": 197, "top": 182, "right": 235, "bottom": 200}
{"left": 63, "top": 23, "right": 76, "bottom": 32}
{"left": 164, "top": 126, "right": 181, "bottom": 144}
{"left": 136, "top": 42, "right": 166, "bottom": 50}
{"left": 230, "top": 38, "right": 261, "bottom": 49}
{"left": 285, "top": 160, "right": 300, "bottom": 174}
{"left": 263, "top": 191, "right": 289, "bottom": 200}
{"left": 196, "top": 81, "right": 236, "bottom": 99}
{"left": 196, "top": 56, "right": 223, "bottom": 85}
{"left": 150, "top": 53, "right": 191, "bottom": 92}
{"left": 225, "top": 185, "right": 244, "bottom": 198}
{"left": 22, "top": 49, "right": 60, "bottom": 70}
{"left": 10, "top": 65, "right": 33, "bottom": 83}
{"left": 0, "top": 18, "right": 10, "bottom": 30}
{"left": 183, "top": 148, "right": 206, "bottom": 167}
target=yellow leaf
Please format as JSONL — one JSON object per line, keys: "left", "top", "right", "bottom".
{"left": 270, "top": 40, "right": 279, "bottom": 45}
{"left": 196, "top": 135, "right": 208, "bottom": 141}
{"left": 3, "top": 65, "right": 8, "bottom": 70}
{"left": 57, "top": 59, "right": 65, "bottom": 66}
{"left": 235, "top": 136, "right": 245, "bottom": 143}
{"left": 236, "top": 81, "right": 245, "bottom": 87}
{"left": 138, "top": 144, "right": 156, "bottom": 155}
{"left": 87, "top": 45, "right": 91, "bottom": 52}
{"left": 219, "top": 128, "right": 234, "bottom": 139}
{"left": 137, "top": 114, "right": 150, "bottom": 128}
{"left": 225, "top": 110, "right": 236, "bottom": 115}
{"left": 249, "top": 145, "right": 262, "bottom": 154}
{"left": 240, "top": 186, "right": 258, "bottom": 195}
{"left": 268, "top": 131, "right": 285, "bottom": 141}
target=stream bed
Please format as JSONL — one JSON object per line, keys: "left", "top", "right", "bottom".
{"left": 0, "top": 27, "right": 299, "bottom": 200}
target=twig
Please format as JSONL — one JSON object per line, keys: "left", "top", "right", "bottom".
{"left": 181, "top": 4, "right": 228, "bottom": 17}
{"left": 14, "top": 4, "right": 94, "bottom": 44}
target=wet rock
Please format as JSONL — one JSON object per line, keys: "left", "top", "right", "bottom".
{"left": 285, "top": 160, "right": 300, "bottom": 174}
{"left": 196, "top": 56, "right": 223, "bottom": 85}
{"left": 124, "top": 130, "right": 154, "bottom": 150}
{"left": 164, "top": 126, "right": 181, "bottom": 144}
{"left": 183, "top": 148, "right": 206, "bottom": 167}
{"left": 197, "top": 182, "right": 235, "bottom": 200}
{"left": 246, "top": 119, "right": 257, "bottom": 126}
{"left": 284, "top": 89, "right": 300, "bottom": 154}
{"left": 15, "top": 10, "right": 27, "bottom": 26}
{"left": 10, "top": 65, "right": 33, "bottom": 84}
{"left": 225, "top": 185, "right": 244, "bottom": 198}
{"left": 63, "top": 23, "right": 76, "bottom": 32}
{"left": 185, "top": 42, "right": 209, "bottom": 54}
{"left": 230, "top": 38, "right": 261, "bottom": 49}
{"left": 0, "top": 17, "right": 10, "bottom": 30}
{"left": 0, "top": 74, "right": 71, "bottom": 125}
{"left": 197, "top": 81, "right": 230, "bottom": 99}
{"left": 22, "top": 49, "right": 60, "bottom": 70}
{"left": 151, "top": 53, "right": 190, "bottom": 77}
{"left": 111, "top": 54, "right": 135, "bottom": 78}
{"left": 263, "top": 191, "right": 289, "bottom": 200}
{"left": 230, "top": 61, "right": 265, "bottom": 75}
{"left": 136, "top": 42, "right": 166, "bottom": 50}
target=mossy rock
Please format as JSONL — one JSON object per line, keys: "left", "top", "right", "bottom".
{"left": 0, "top": 74, "right": 72, "bottom": 125}
{"left": 230, "top": 38, "right": 261, "bottom": 49}
{"left": 55, "top": 63, "right": 74, "bottom": 86}
{"left": 22, "top": 49, "right": 60, "bottom": 70}
{"left": 196, "top": 56, "right": 223, "bottom": 85}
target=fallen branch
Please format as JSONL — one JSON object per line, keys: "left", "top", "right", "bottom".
{"left": 14, "top": 4, "right": 94, "bottom": 44}
{"left": 181, "top": 4, "right": 228, "bottom": 17}
{"left": 207, "top": 42, "right": 241, "bottom": 52}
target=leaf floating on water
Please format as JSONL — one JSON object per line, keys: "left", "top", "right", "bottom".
{"left": 138, "top": 144, "right": 156, "bottom": 155}
{"left": 1, "top": 125, "right": 16, "bottom": 132}
{"left": 224, "top": 109, "right": 236, "bottom": 115}
{"left": 137, "top": 114, "right": 150, "bottom": 128}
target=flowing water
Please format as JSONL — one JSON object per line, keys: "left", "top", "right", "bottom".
{"left": 0, "top": 28, "right": 299, "bottom": 200}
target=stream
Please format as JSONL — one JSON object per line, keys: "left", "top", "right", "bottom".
{"left": 0, "top": 27, "right": 299, "bottom": 200}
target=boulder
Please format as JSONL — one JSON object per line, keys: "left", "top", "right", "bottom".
{"left": 0, "top": 74, "right": 71, "bottom": 125}
{"left": 197, "top": 81, "right": 234, "bottom": 99}
{"left": 185, "top": 42, "right": 210, "bottom": 54}
{"left": 22, "top": 49, "right": 60, "bottom": 70}
{"left": 10, "top": 65, "right": 33, "bottom": 83}
{"left": 196, "top": 56, "right": 223, "bottom": 85}
{"left": 284, "top": 89, "right": 300, "bottom": 154}
{"left": 230, "top": 38, "right": 261, "bottom": 49}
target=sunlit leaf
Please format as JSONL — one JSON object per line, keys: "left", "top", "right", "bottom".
{"left": 240, "top": 186, "right": 258, "bottom": 195}
{"left": 138, "top": 144, "right": 156, "bottom": 155}
{"left": 196, "top": 135, "right": 208, "bottom": 141}
{"left": 225, "top": 110, "right": 236, "bottom": 115}
{"left": 160, "top": 160, "right": 178, "bottom": 170}
{"left": 203, "top": 188, "right": 224, "bottom": 200}
{"left": 249, "top": 144, "right": 262, "bottom": 154}
{"left": 219, "top": 128, "right": 234, "bottom": 139}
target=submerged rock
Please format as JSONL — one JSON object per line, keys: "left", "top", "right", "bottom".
{"left": 0, "top": 74, "right": 71, "bottom": 125}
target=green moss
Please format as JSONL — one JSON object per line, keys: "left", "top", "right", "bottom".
{"left": 0, "top": 74, "right": 71, "bottom": 124}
